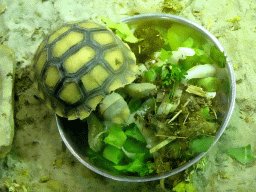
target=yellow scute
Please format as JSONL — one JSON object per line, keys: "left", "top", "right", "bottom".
{"left": 124, "top": 72, "right": 136, "bottom": 84}
{"left": 87, "top": 95, "right": 104, "bottom": 109}
{"left": 55, "top": 106, "right": 64, "bottom": 117}
{"left": 93, "top": 32, "right": 115, "bottom": 45}
{"left": 128, "top": 51, "right": 136, "bottom": 61}
{"left": 36, "top": 50, "right": 47, "bottom": 75}
{"left": 64, "top": 46, "right": 95, "bottom": 73}
{"left": 67, "top": 110, "right": 79, "bottom": 120}
{"left": 79, "top": 109, "right": 90, "bottom": 120}
{"left": 129, "top": 63, "right": 138, "bottom": 74}
{"left": 45, "top": 98, "right": 53, "bottom": 110}
{"left": 59, "top": 83, "right": 81, "bottom": 104}
{"left": 48, "top": 26, "right": 71, "bottom": 44}
{"left": 52, "top": 31, "right": 84, "bottom": 58}
{"left": 108, "top": 78, "right": 123, "bottom": 93}
{"left": 91, "top": 65, "right": 109, "bottom": 84}
{"left": 45, "top": 66, "right": 60, "bottom": 88}
{"left": 81, "top": 65, "right": 109, "bottom": 92}
{"left": 39, "top": 91, "right": 45, "bottom": 100}
{"left": 104, "top": 49, "right": 123, "bottom": 71}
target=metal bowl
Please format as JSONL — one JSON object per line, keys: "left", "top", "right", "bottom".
{"left": 56, "top": 13, "right": 236, "bottom": 182}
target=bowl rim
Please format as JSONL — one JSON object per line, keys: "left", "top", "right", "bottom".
{"left": 56, "top": 13, "right": 236, "bottom": 182}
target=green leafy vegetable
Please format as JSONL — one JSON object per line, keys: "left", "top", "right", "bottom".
{"left": 159, "top": 48, "right": 173, "bottom": 62}
{"left": 171, "top": 65, "right": 188, "bottom": 82}
{"left": 181, "top": 48, "right": 211, "bottom": 70}
{"left": 165, "top": 24, "right": 192, "bottom": 51}
{"left": 104, "top": 124, "right": 127, "bottom": 148}
{"left": 199, "top": 107, "right": 211, "bottom": 119}
{"left": 227, "top": 16, "right": 241, "bottom": 23}
{"left": 196, "top": 77, "right": 221, "bottom": 92}
{"left": 167, "top": 30, "right": 181, "bottom": 51}
{"left": 180, "top": 37, "right": 194, "bottom": 48}
{"left": 103, "top": 145, "right": 124, "bottom": 164}
{"left": 181, "top": 55, "right": 200, "bottom": 70}
{"left": 161, "top": 65, "right": 187, "bottom": 88}
{"left": 152, "top": 30, "right": 189, "bottom": 89}
{"left": 225, "top": 144, "right": 255, "bottom": 165}
{"left": 113, "top": 153, "right": 154, "bottom": 176}
{"left": 124, "top": 123, "right": 146, "bottom": 143}
{"left": 100, "top": 16, "right": 118, "bottom": 28}
{"left": 87, "top": 123, "right": 153, "bottom": 176}
{"left": 189, "top": 137, "right": 215, "bottom": 153}
{"left": 161, "top": 66, "right": 169, "bottom": 79}
{"left": 194, "top": 48, "right": 205, "bottom": 56}
{"left": 101, "top": 16, "right": 142, "bottom": 43}
{"left": 127, "top": 159, "right": 154, "bottom": 177}
{"left": 143, "top": 68, "right": 157, "bottom": 83}
{"left": 123, "top": 137, "right": 148, "bottom": 154}
{"left": 128, "top": 98, "right": 143, "bottom": 113}
{"left": 173, "top": 181, "right": 197, "bottom": 192}
{"left": 86, "top": 148, "right": 121, "bottom": 174}
{"left": 85, "top": 21, "right": 228, "bottom": 178}
{"left": 210, "top": 46, "right": 226, "bottom": 68}
{"left": 220, "top": 79, "right": 230, "bottom": 94}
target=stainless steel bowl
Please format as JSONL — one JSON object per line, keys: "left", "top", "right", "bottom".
{"left": 56, "top": 13, "right": 236, "bottom": 182}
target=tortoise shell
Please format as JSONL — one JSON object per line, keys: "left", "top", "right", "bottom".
{"left": 32, "top": 20, "right": 137, "bottom": 120}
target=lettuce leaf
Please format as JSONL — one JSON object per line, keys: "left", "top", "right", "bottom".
{"left": 225, "top": 144, "right": 255, "bottom": 165}
{"left": 104, "top": 124, "right": 127, "bottom": 148}
{"left": 101, "top": 16, "right": 142, "bottom": 43}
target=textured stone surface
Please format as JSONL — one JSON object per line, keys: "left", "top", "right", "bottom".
{"left": 0, "top": 45, "right": 15, "bottom": 159}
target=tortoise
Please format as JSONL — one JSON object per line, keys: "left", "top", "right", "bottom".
{"left": 32, "top": 20, "right": 141, "bottom": 122}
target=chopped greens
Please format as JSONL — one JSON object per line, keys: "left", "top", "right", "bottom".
{"left": 159, "top": 23, "right": 192, "bottom": 51}
{"left": 143, "top": 68, "right": 157, "bottom": 82}
{"left": 225, "top": 144, "right": 255, "bottom": 165}
{"left": 195, "top": 77, "right": 221, "bottom": 92}
{"left": 199, "top": 107, "right": 211, "bottom": 119}
{"left": 128, "top": 98, "right": 143, "bottom": 113}
{"left": 189, "top": 137, "right": 215, "bottom": 154}
{"left": 87, "top": 123, "right": 153, "bottom": 176}
{"left": 167, "top": 30, "right": 181, "bottom": 51}
{"left": 159, "top": 48, "right": 173, "bottom": 62}
{"left": 123, "top": 137, "right": 148, "bottom": 153}
{"left": 227, "top": 16, "right": 241, "bottom": 23}
{"left": 210, "top": 46, "right": 226, "bottom": 68}
{"left": 101, "top": 16, "right": 142, "bottom": 43}
{"left": 161, "top": 65, "right": 187, "bottom": 88}
{"left": 85, "top": 18, "right": 228, "bottom": 178}
{"left": 124, "top": 123, "right": 146, "bottom": 143}
{"left": 114, "top": 153, "right": 154, "bottom": 177}
{"left": 104, "top": 124, "right": 127, "bottom": 149}
{"left": 103, "top": 145, "right": 124, "bottom": 164}
{"left": 180, "top": 37, "right": 194, "bottom": 48}
{"left": 173, "top": 181, "right": 197, "bottom": 192}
